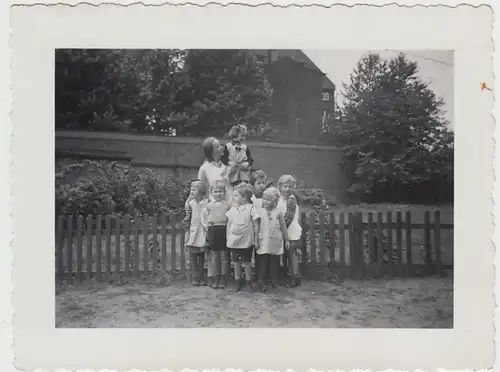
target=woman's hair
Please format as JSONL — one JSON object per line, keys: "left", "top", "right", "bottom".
{"left": 234, "top": 182, "right": 254, "bottom": 203}
{"left": 190, "top": 180, "right": 208, "bottom": 197}
{"left": 262, "top": 187, "right": 280, "bottom": 206}
{"left": 250, "top": 170, "right": 267, "bottom": 186}
{"left": 210, "top": 180, "right": 226, "bottom": 195}
{"left": 277, "top": 174, "right": 297, "bottom": 188}
{"left": 202, "top": 137, "right": 218, "bottom": 162}
{"left": 228, "top": 124, "right": 248, "bottom": 139}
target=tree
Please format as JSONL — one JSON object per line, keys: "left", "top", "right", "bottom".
{"left": 331, "top": 53, "right": 454, "bottom": 203}
{"left": 55, "top": 49, "right": 188, "bottom": 134}
{"left": 176, "top": 50, "right": 273, "bottom": 138}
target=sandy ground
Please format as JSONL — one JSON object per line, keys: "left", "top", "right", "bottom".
{"left": 56, "top": 277, "right": 453, "bottom": 328}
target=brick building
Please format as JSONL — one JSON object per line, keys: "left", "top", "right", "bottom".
{"left": 251, "top": 50, "right": 336, "bottom": 144}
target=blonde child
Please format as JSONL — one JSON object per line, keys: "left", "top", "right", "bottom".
{"left": 203, "top": 180, "right": 231, "bottom": 289}
{"left": 221, "top": 124, "right": 254, "bottom": 187}
{"left": 182, "top": 180, "right": 209, "bottom": 286}
{"left": 249, "top": 169, "right": 268, "bottom": 275}
{"left": 277, "top": 175, "right": 302, "bottom": 287}
{"left": 226, "top": 183, "right": 260, "bottom": 292}
{"left": 256, "top": 187, "right": 290, "bottom": 292}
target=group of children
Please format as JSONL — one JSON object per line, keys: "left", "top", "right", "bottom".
{"left": 182, "top": 124, "right": 302, "bottom": 292}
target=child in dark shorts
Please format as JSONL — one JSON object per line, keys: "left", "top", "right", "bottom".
{"left": 203, "top": 180, "right": 230, "bottom": 289}
{"left": 225, "top": 183, "right": 260, "bottom": 292}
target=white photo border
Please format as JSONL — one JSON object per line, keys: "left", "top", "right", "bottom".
{"left": 9, "top": 3, "right": 494, "bottom": 371}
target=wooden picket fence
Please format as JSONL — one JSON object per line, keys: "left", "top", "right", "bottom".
{"left": 55, "top": 210, "right": 453, "bottom": 285}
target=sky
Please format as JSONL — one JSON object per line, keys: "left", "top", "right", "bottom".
{"left": 303, "top": 50, "right": 454, "bottom": 128}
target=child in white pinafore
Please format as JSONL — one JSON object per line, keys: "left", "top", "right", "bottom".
{"left": 256, "top": 187, "right": 290, "bottom": 292}
{"left": 226, "top": 183, "right": 260, "bottom": 292}
{"left": 250, "top": 169, "right": 269, "bottom": 275}
{"left": 182, "top": 180, "right": 209, "bottom": 286}
{"left": 277, "top": 174, "right": 302, "bottom": 287}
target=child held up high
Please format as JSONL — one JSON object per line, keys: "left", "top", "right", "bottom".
{"left": 203, "top": 180, "right": 231, "bottom": 289}
{"left": 221, "top": 124, "right": 254, "bottom": 188}
{"left": 256, "top": 187, "right": 290, "bottom": 292}
{"left": 226, "top": 183, "right": 260, "bottom": 292}
{"left": 277, "top": 175, "right": 302, "bottom": 288}
{"left": 182, "top": 180, "right": 209, "bottom": 286}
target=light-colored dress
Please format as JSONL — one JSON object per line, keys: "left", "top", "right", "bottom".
{"left": 251, "top": 195, "right": 263, "bottom": 209}
{"left": 277, "top": 195, "right": 302, "bottom": 241}
{"left": 197, "top": 161, "right": 233, "bottom": 204}
{"left": 225, "top": 142, "right": 251, "bottom": 184}
{"left": 257, "top": 208, "right": 284, "bottom": 255}
{"left": 186, "top": 198, "right": 208, "bottom": 249}
{"left": 226, "top": 203, "right": 260, "bottom": 249}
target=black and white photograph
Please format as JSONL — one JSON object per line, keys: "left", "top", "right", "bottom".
{"left": 54, "top": 48, "right": 454, "bottom": 328}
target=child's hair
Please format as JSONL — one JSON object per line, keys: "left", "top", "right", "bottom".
{"left": 262, "top": 187, "right": 280, "bottom": 207}
{"left": 228, "top": 124, "right": 248, "bottom": 139}
{"left": 202, "top": 137, "right": 218, "bottom": 161}
{"left": 277, "top": 174, "right": 297, "bottom": 188}
{"left": 210, "top": 180, "right": 226, "bottom": 195}
{"left": 234, "top": 182, "right": 254, "bottom": 203}
{"left": 250, "top": 170, "right": 267, "bottom": 186}
{"left": 190, "top": 180, "right": 207, "bottom": 197}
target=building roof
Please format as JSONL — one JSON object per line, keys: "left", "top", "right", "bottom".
{"left": 251, "top": 49, "right": 336, "bottom": 91}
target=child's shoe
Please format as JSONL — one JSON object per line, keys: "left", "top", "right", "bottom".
{"left": 212, "top": 275, "right": 220, "bottom": 289}
{"left": 218, "top": 275, "right": 227, "bottom": 289}
{"left": 289, "top": 276, "right": 301, "bottom": 288}
{"left": 247, "top": 280, "right": 256, "bottom": 292}
{"left": 205, "top": 276, "right": 213, "bottom": 287}
{"left": 236, "top": 278, "right": 244, "bottom": 292}
{"left": 258, "top": 281, "right": 268, "bottom": 292}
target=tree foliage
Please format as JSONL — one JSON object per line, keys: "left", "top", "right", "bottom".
{"left": 55, "top": 49, "right": 273, "bottom": 138}
{"left": 328, "top": 53, "right": 454, "bottom": 204}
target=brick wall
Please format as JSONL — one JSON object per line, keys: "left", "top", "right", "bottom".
{"left": 55, "top": 130, "right": 348, "bottom": 201}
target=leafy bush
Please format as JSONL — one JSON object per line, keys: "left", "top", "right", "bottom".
{"left": 294, "top": 179, "right": 338, "bottom": 209}
{"left": 263, "top": 177, "right": 337, "bottom": 209}
{"left": 55, "top": 160, "right": 185, "bottom": 218}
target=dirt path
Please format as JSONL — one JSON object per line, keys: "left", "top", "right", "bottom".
{"left": 56, "top": 277, "right": 453, "bottom": 328}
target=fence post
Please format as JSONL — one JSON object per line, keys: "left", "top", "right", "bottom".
{"left": 433, "top": 210, "right": 445, "bottom": 276}
{"left": 347, "top": 213, "right": 354, "bottom": 278}
{"left": 142, "top": 214, "right": 149, "bottom": 278}
{"left": 405, "top": 211, "right": 413, "bottom": 276}
{"left": 355, "top": 212, "right": 364, "bottom": 279}
{"left": 55, "top": 216, "right": 64, "bottom": 284}
{"left": 105, "top": 215, "right": 112, "bottom": 281}
{"left": 339, "top": 213, "right": 346, "bottom": 268}
{"left": 300, "top": 212, "right": 308, "bottom": 277}
{"left": 318, "top": 211, "right": 326, "bottom": 269}
{"left": 367, "top": 212, "right": 374, "bottom": 264}
{"left": 66, "top": 215, "right": 74, "bottom": 284}
{"left": 160, "top": 214, "right": 167, "bottom": 271}
{"left": 376, "top": 212, "right": 384, "bottom": 276}
{"left": 133, "top": 215, "right": 140, "bottom": 278}
{"left": 180, "top": 220, "right": 186, "bottom": 276}
{"left": 95, "top": 215, "right": 102, "bottom": 282}
{"left": 171, "top": 221, "right": 178, "bottom": 273}
{"left": 85, "top": 215, "right": 93, "bottom": 281}
{"left": 151, "top": 214, "right": 158, "bottom": 278}
{"left": 395, "top": 211, "right": 403, "bottom": 277}
{"left": 386, "top": 212, "right": 394, "bottom": 277}
{"left": 75, "top": 216, "right": 84, "bottom": 284}
{"left": 115, "top": 215, "right": 121, "bottom": 275}
{"left": 424, "top": 211, "right": 432, "bottom": 273}
{"left": 328, "top": 212, "right": 336, "bottom": 266}
{"left": 308, "top": 211, "right": 317, "bottom": 266}
{"left": 123, "top": 215, "right": 131, "bottom": 277}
